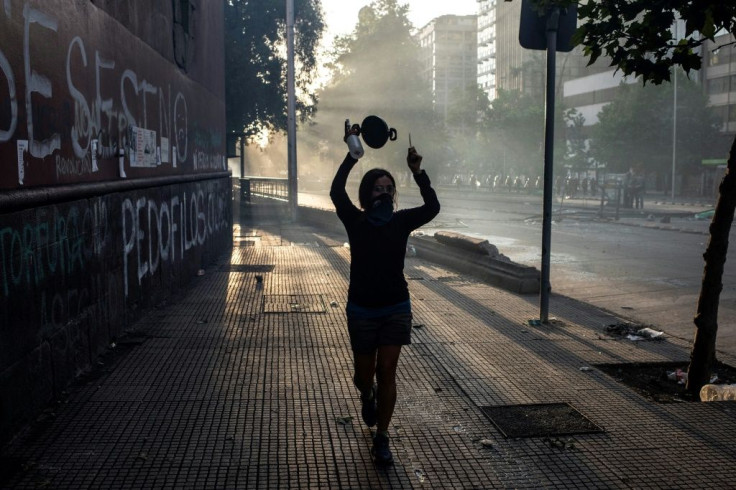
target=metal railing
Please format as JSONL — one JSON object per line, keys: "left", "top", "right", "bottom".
{"left": 238, "top": 177, "right": 289, "bottom": 203}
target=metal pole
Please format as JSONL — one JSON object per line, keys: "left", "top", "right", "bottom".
{"left": 239, "top": 136, "right": 245, "bottom": 178}
{"left": 540, "top": 8, "right": 559, "bottom": 324}
{"left": 286, "top": 0, "right": 298, "bottom": 220}
{"left": 671, "top": 65, "right": 677, "bottom": 202}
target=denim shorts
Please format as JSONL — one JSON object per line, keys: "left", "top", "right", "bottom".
{"left": 347, "top": 313, "right": 413, "bottom": 354}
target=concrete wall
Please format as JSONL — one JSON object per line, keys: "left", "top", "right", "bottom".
{"left": 0, "top": 0, "right": 230, "bottom": 444}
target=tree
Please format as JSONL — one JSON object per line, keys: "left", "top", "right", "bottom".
{"left": 540, "top": 0, "right": 736, "bottom": 396}
{"left": 563, "top": 108, "right": 590, "bottom": 175}
{"left": 484, "top": 88, "right": 545, "bottom": 177}
{"left": 445, "top": 84, "right": 494, "bottom": 176}
{"left": 308, "top": 0, "right": 443, "bottom": 178}
{"left": 224, "top": 0, "right": 324, "bottom": 141}
{"left": 590, "top": 72, "right": 720, "bottom": 182}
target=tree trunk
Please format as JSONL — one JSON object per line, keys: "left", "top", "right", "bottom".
{"left": 687, "top": 134, "right": 736, "bottom": 396}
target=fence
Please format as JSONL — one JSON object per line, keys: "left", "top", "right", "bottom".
{"left": 238, "top": 177, "right": 289, "bottom": 202}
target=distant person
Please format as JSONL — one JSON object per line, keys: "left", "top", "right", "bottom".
{"left": 330, "top": 125, "right": 440, "bottom": 466}
{"left": 632, "top": 172, "right": 645, "bottom": 209}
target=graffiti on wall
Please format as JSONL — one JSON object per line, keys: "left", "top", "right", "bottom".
{"left": 0, "top": 180, "right": 229, "bottom": 334}
{"left": 121, "top": 186, "right": 229, "bottom": 296}
{"left": 0, "top": 1, "right": 226, "bottom": 190}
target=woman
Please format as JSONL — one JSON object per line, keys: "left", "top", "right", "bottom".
{"left": 329, "top": 129, "right": 440, "bottom": 465}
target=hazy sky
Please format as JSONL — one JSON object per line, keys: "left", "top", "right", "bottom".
{"left": 320, "top": 0, "right": 478, "bottom": 45}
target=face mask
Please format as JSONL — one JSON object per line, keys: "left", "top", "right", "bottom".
{"left": 366, "top": 193, "right": 394, "bottom": 226}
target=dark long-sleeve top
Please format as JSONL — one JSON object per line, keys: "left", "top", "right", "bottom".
{"left": 330, "top": 153, "right": 440, "bottom": 308}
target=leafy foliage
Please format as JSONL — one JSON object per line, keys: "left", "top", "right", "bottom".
{"left": 225, "top": 0, "right": 324, "bottom": 140}
{"left": 571, "top": 1, "right": 736, "bottom": 85}
{"left": 308, "top": 0, "right": 443, "bottom": 176}
{"left": 590, "top": 73, "right": 720, "bottom": 175}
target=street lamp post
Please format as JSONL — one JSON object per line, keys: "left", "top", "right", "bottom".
{"left": 286, "top": 0, "right": 298, "bottom": 220}
{"left": 671, "top": 20, "right": 678, "bottom": 202}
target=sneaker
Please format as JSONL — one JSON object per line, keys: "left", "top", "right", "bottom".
{"left": 371, "top": 432, "right": 394, "bottom": 465}
{"left": 360, "top": 384, "right": 377, "bottom": 427}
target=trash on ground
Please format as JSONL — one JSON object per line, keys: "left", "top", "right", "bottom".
{"left": 579, "top": 366, "right": 593, "bottom": 372}
{"left": 543, "top": 437, "right": 576, "bottom": 450}
{"left": 694, "top": 209, "right": 715, "bottom": 220}
{"left": 480, "top": 439, "right": 494, "bottom": 448}
{"left": 335, "top": 416, "right": 353, "bottom": 425}
{"left": 412, "top": 323, "right": 425, "bottom": 329}
{"left": 414, "top": 469, "right": 426, "bottom": 483}
{"left": 528, "top": 319, "right": 541, "bottom": 326}
{"left": 637, "top": 327, "right": 665, "bottom": 339}
{"left": 405, "top": 245, "right": 417, "bottom": 257}
{"left": 605, "top": 322, "right": 664, "bottom": 341}
{"left": 197, "top": 269, "right": 205, "bottom": 276}
{"left": 330, "top": 301, "right": 338, "bottom": 307}
{"left": 666, "top": 368, "right": 688, "bottom": 384}
{"left": 700, "top": 383, "right": 736, "bottom": 402}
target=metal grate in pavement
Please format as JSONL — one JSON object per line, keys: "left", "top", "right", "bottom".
{"left": 262, "top": 294, "right": 326, "bottom": 313}
{"left": 480, "top": 403, "right": 605, "bottom": 438}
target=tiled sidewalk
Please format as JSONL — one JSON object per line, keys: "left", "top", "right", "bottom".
{"left": 2, "top": 223, "right": 736, "bottom": 489}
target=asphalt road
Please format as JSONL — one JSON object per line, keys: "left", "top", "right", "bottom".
{"left": 300, "top": 185, "right": 736, "bottom": 357}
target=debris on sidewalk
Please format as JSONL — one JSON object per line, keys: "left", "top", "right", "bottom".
{"left": 700, "top": 383, "right": 736, "bottom": 401}
{"left": 335, "top": 416, "right": 353, "bottom": 426}
{"left": 542, "top": 437, "right": 576, "bottom": 450}
{"left": 666, "top": 368, "right": 688, "bottom": 385}
{"left": 414, "top": 469, "right": 426, "bottom": 483}
{"left": 579, "top": 366, "right": 593, "bottom": 372}
{"left": 412, "top": 323, "right": 425, "bottom": 329}
{"left": 604, "top": 322, "right": 664, "bottom": 341}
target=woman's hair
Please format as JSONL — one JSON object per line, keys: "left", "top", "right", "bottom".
{"left": 358, "top": 168, "right": 397, "bottom": 210}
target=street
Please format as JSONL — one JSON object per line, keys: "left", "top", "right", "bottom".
{"left": 300, "top": 185, "right": 736, "bottom": 355}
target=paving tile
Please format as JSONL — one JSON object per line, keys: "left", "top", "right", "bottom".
{"left": 2, "top": 223, "right": 736, "bottom": 489}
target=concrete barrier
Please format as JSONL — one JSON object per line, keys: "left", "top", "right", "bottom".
{"left": 298, "top": 205, "right": 540, "bottom": 294}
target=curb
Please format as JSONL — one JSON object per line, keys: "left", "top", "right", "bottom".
{"left": 298, "top": 205, "right": 540, "bottom": 294}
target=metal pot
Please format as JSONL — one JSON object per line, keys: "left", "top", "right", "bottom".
{"left": 360, "top": 115, "right": 398, "bottom": 149}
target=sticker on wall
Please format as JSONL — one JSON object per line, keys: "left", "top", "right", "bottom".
{"left": 172, "top": 146, "right": 177, "bottom": 168}
{"left": 91, "top": 139, "right": 99, "bottom": 172}
{"left": 17, "top": 140, "right": 28, "bottom": 185}
{"left": 118, "top": 148, "right": 127, "bottom": 178}
{"left": 160, "top": 137, "right": 170, "bottom": 163}
{"left": 128, "top": 125, "right": 158, "bottom": 168}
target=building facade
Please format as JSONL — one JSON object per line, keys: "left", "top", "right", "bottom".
{"left": 0, "top": 0, "right": 231, "bottom": 444}
{"left": 418, "top": 15, "right": 478, "bottom": 126}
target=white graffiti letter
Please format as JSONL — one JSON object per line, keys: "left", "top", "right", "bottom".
{"left": 122, "top": 198, "right": 135, "bottom": 296}
{"left": 0, "top": 48, "right": 17, "bottom": 142}
{"left": 136, "top": 197, "right": 148, "bottom": 285}
{"left": 24, "top": 3, "right": 60, "bottom": 158}
{"left": 95, "top": 50, "right": 115, "bottom": 138}
{"left": 121, "top": 69, "right": 138, "bottom": 129}
{"left": 67, "top": 36, "right": 90, "bottom": 158}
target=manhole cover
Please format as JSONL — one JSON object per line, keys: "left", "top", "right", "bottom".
{"left": 480, "top": 403, "right": 604, "bottom": 438}
{"left": 263, "top": 294, "right": 326, "bottom": 313}
{"left": 223, "top": 264, "right": 275, "bottom": 273}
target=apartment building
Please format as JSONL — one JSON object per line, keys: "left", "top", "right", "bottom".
{"left": 418, "top": 15, "right": 478, "bottom": 126}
